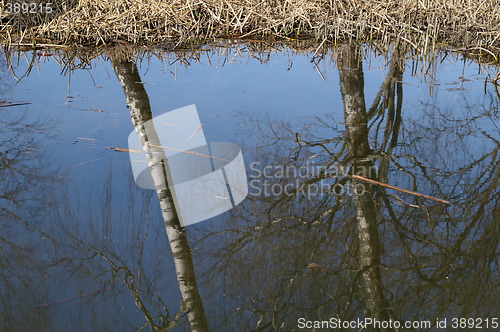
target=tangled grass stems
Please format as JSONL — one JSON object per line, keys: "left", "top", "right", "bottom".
{"left": 0, "top": 0, "right": 499, "bottom": 61}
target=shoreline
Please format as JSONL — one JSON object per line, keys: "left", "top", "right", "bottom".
{"left": 1, "top": 0, "right": 499, "bottom": 62}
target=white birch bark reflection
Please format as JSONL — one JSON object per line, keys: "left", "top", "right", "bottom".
{"left": 338, "top": 45, "right": 395, "bottom": 328}
{"left": 126, "top": 105, "right": 248, "bottom": 227}
{"left": 111, "top": 59, "right": 209, "bottom": 332}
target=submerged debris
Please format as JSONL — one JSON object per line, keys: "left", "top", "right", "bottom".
{"left": 0, "top": 100, "right": 32, "bottom": 107}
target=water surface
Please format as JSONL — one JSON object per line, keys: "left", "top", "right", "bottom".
{"left": 0, "top": 44, "right": 498, "bottom": 331}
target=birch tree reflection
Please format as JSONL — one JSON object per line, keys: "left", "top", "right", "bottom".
{"left": 194, "top": 46, "right": 499, "bottom": 330}
{"left": 111, "top": 58, "right": 209, "bottom": 332}
{"left": 337, "top": 45, "right": 394, "bottom": 326}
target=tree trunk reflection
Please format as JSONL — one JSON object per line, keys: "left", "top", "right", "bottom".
{"left": 112, "top": 59, "right": 209, "bottom": 332}
{"left": 338, "top": 45, "right": 394, "bottom": 327}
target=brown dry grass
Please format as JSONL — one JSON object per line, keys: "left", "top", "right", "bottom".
{"left": 1, "top": 0, "right": 499, "bottom": 60}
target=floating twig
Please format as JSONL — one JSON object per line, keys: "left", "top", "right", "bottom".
{"left": 107, "top": 145, "right": 228, "bottom": 162}
{"left": 106, "top": 147, "right": 145, "bottom": 154}
{"left": 150, "top": 144, "right": 228, "bottom": 162}
{"left": 0, "top": 100, "right": 33, "bottom": 108}
{"left": 72, "top": 158, "right": 103, "bottom": 168}
{"left": 163, "top": 122, "right": 186, "bottom": 128}
{"left": 186, "top": 124, "right": 203, "bottom": 141}
{"left": 350, "top": 174, "right": 451, "bottom": 205}
{"left": 34, "top": 287, "right": 110, "bottom": 308}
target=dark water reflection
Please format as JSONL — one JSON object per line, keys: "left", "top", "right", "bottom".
{"left": 0, "top": 44, "right": 498, "bottom": 331}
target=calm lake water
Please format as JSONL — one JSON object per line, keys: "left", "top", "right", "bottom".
{"left": 0, "top": 44, "right": 498, "bottom": 331}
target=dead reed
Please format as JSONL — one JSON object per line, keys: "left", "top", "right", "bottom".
{"left": 1, "top": 0, "right": 499, "bottom": 60}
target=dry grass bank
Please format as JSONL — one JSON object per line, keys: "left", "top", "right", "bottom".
{"left": 1, "top": 0, "right": 499, "bottom": 60}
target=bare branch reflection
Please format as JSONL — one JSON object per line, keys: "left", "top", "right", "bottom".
{"left": 0, "top": 45, "right": 498, "bottom": 331}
